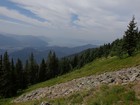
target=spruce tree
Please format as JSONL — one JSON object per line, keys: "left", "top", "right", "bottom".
{"left": 59, "top": 58, "right": 71, "bottom": 74}
{"left": 38, "top": 59, "right": 47, "bottom": 82}
{"left": 123, "top": 16, "right": 138, "bottom": 56}
{"left": 28, "top": 53, "right": 39, "bottom": 84}
{"left": 10, "top": 59, "right": 17, "bottom": 96}
{"left": 15, "top": 59, "right": 26, "bottom": 90}
{"left": 25, "top": 60, "right": 30, "bottom": 84}
{"left": 47, "top": 51, "right": 59, "bottom": 79}
{"left": 0, "top": 52, "right": 12, "bottom": 97}
{"left": 0, "top": 55, "right": 2, "bottom": 77}
{"left": 0, "top": 55, "right": 3, "bottom": 97}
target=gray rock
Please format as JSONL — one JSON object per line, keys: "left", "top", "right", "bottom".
{"left": 40, "top": 102, "right": 50, "bottom": 105}
{"left": 13, "top": 67, "right": 140, "bottom": 103}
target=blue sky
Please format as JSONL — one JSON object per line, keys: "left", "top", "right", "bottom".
{"left": 0, "top": 0, "right": 46, "bottom": 22}
{"left": 0, "top": 0, "right": 140, "bottom": 46}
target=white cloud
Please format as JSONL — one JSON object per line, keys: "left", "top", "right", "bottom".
{"left": 0, "top": 0, "right": 140, "bottom": 46}
{"left": 0, "top": 6, "right": 49, "bottom": 27}
{"left": 10, "top": 0, "right": 140, "bottom": 29}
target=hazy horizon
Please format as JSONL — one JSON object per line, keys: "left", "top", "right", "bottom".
{"left": 0, "top": 0, "right": 140, "bottom": 46}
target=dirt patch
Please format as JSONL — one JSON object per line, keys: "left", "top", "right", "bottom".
{"left": 133, "top": 81, "right": 140, "bottom": 99}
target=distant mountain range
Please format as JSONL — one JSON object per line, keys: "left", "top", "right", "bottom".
{"left": 0, "top": 34, "right": 98, "bottom": 63}
{"left": 0, "top": 34, "right": 48, "bottom": 50}
{"left": 9, "top": 44, "right": 97, "bottom": 63}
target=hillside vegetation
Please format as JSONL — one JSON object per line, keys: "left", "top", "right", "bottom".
{"left": 12, "top": 84, "right": 140, "bottom": 105}
{"left": 1, "top": 52, "right": 140, "bottom": 105}
{"left": 1, "top": 17, "right": 140, "bottom": 105}
{"left": 24, "top": 52, "right": 140, "bottom": 93}
{"left": 1, "top": 17, "right": 140, "bottom": 99}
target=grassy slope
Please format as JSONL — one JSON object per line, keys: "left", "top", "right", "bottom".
{"left": 1, "top": 53, "right": 140, "bottom": 105}
{"left": 25, "top": 53, "right": 140, "bottom": 93}
{"left": 6, "top": 84, "right": 140, "bottom": 105}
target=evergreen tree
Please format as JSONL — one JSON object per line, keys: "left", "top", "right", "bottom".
{"left": 15, "top": 59, "right": 27, "bottom": 90}
{"left": 47, "top": 51, "right": 59, "bottom": 79}
{"left": 28, "top": 53, "right": 39, "bottom": 84}
{"left": 59, "top": 58, "right": 71, "bottom": 75}
{"left": 0, "top": 52, "right": 12, "bottom": 97}
{"left": 10, "top": 59, "right": 17, "bottom": 96}
{"left": 71, "top": 55, "right": 78, "bottom": 69}
{"left": 38, "top": 59, "right": 47, "bottom": 82}
{"left": 52, "top": 52, "right": 59, "bottom": 76}
{"left": 25, "top": 60, "right": 30, "bottom": 84}
{"left": 0, "top": 55, "right": 2, "bottom": 77}
{"left": 0, "top": 55, "right": 3, "bottom": 97}
{"left": 0, "top": 55, "right": 2, "bottom": 68}
{"left": 136, "top": 30, "right": 140, "bottom": 50}
{"left": 123, "top": 16, "right": 138, "bottom": 56}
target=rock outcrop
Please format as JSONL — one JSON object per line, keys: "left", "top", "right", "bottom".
{"left": 14, "top": 67, "right": 140, "bottom": 103}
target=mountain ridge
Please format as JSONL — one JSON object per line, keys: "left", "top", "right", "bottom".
{"left": 9, "top": 44, "right": 97, "bottom": 63}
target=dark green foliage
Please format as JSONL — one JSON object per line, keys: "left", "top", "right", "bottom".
{"left": 123, "top": 16, "right": 138, "bottom": 56}
{"left": 0, "top": 54, "right": 27, "bottom": 97}
{"left": 0, "top": 55, "right": 3, "bottom": 97}
{"left": 136, "top": 31, "right": 140, "bottom": 50}
{"left": 1, "top": 52, "right": 11, "bottom": 97}
{"left": 0, "top": 55, "right": 2, "bottom": 78}
{"left": 28, "top": 53, "right": 39, "bottom": 85}
{"left": 59, "top": 58, "right": 72, "bottom": 75}
{"left": 47, "top": 51, "right": 59, "bottom": 79}
{"left": 0, "top": 52, "right": 14, "bottom": 97}
{"left": 10, "top": 59, "right": 17, "bottom": 96}
{"left": 110, "top": 39, "right": 124, "bottom": 58}
{"left": 15, "top": 59, "right": 27, "bottom": 90}
{"left": 71, "top": 55, "right": 79, "bottom": 69}
{"left": 38, "top": 59, "right": 47, "bottom": 82}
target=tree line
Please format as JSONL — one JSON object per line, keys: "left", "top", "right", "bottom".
{"left": 0, "top": 16, "right": 140, "bottom": 98}
{"left": 0, "top": 51, "right": 71, "bottom": 97}
{"left": 67, "top": 16, "right": 140, "bottom": 69}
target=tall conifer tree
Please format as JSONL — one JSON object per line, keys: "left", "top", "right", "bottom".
{"left": 123, "top": 16, "right": 138, "bottom": 56}
{"left": 39, "top": 59, "right": 47, "bottom": 82}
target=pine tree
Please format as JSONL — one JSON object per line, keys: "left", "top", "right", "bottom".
{"left": 25, "top": 60, "right": 30, "bottom": 85}
{"left": 72, "top": 55, "right": 78, "bottom": 69}
{"left": 38, "top": 59, "right": 47, "bottom": 82}
{"left": 123, "top": 16, "right": 138, "bottom": 56}
{"left": 28, "top": 53, "right": 39, "bottom": 84}
{"left": 59, "top": 58, "right": 71, "bottom": 75}
{"left": 10, "top": 59, "right": 17, "bottom": 96}
{"left": 52, "top": 52, "right": 59, "bottom": 76}
{"left": 0, "top": 55, "right": 2, "bottom": 77}
{"left": 0, "top": 52, "right": 12, "bottom": 97}
{"left": 47, "top": 51, "right": 59, "bottom": 79}
{"left": 15, "top": 59, "right": 27, "bottom": 90}
{"left": 0, "top": 55, "right": 3, "bottom": 97}
{"left": 136, "top": 29, "right": 140, "bottom": 50}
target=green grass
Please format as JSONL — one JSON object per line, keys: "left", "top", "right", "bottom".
{"left": 24, "top": 53, "right": 140, "bottom": 93}
{"left": 1, "top": 53, "right": 140, "bottom": 105}
{"left": 86, "top": 85, "right": 140, "bottom": 105}
{"left": 7, "top": 84, "right": 140, "bottom": 105}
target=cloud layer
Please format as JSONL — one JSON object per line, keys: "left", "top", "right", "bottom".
{"left": 0, "top": 0, "right": 140, "bottom": 46}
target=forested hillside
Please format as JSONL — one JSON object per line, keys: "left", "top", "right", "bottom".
{"left": 0, "top": 17, "right": 140, "bottom": 99}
